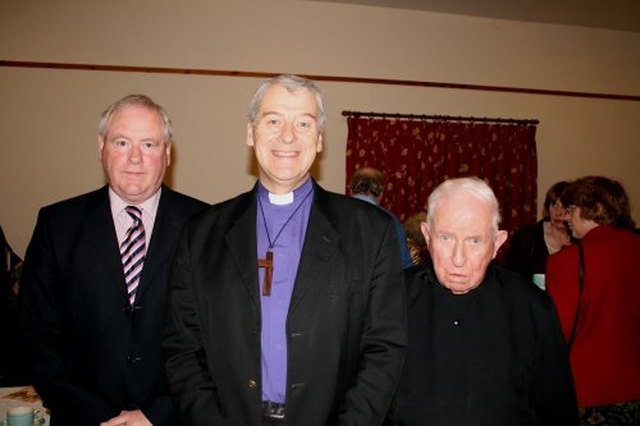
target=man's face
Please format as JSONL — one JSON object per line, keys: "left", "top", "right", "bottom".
{"left": 246, "top": 83, "right": 323, "bottom": 194}
{"left": 98, "top": 105, "right": 171, "bottom": 204}
{"left": 423, "top": 193, "right": 507, "bottom": 294}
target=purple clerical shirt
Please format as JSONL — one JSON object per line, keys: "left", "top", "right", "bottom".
{"left": 257, "top": 178, "right": 313, "bottom": 404}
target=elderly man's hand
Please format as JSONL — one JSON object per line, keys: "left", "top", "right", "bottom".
{"left": 100, "top": 409, "right": 152, "bottom": 426}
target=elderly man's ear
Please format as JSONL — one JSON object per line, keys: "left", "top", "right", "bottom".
{"left": 494, "top": 230, "right": 509, "bottom": 257}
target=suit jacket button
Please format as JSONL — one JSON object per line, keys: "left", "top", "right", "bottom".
{"left": 126, "top": 354, "right": 141, "bottom": 364}
{"left": 247, "top": 379, "right": 258, "bottom": 389}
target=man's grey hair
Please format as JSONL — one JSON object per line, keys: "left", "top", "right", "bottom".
{"left": 98, "top": 94, "right": 173, "bottom": 144}
{"left": 247, "top": 74, "right": 326, "bottom": 133}
{"left": 426, "top": 176, "right": 502, "bottom": 234}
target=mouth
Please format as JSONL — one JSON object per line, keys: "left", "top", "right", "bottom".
{"left": 446, "top": 272, "right": 468, "bottom": 282}
{"left": 273, "top": 150, "right": 298, "bottom": 158}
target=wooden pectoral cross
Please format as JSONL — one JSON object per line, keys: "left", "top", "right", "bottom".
{"left": 257, "top": 250, "right": 274, "bottom": 296}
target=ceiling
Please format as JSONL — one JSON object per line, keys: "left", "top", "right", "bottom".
{"left": 315, "top": 0, "right": 640, "bottom": 33}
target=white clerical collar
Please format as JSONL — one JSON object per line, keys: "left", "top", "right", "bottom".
{"left": 268, "top": 191, "right": 294, "bottom": 205}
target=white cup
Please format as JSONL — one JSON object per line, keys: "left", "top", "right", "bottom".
{"left": 4, "top": 406, "right": 42, "bottom": 426}
{"left": 532, "top": 273, "right": 546, "bottom": 290}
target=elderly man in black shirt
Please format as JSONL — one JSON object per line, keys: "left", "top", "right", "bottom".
{"left": 386, "top": 176, "right": 578, "bottom": 426}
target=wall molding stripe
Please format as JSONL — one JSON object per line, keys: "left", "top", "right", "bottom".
{"left": 1, "top": 60, "right": 639, "bottom": 102}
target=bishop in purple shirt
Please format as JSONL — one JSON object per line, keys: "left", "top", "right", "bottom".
{"left": 164, "top": 75, "right": 408, "bottom": 426}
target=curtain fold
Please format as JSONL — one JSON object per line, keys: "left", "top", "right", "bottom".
{"left": 345, "top": 116, "right": 538, "bottom": 241}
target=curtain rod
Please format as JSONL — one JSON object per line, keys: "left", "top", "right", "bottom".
{"left": 341, "top": 111, "right": 539, "bottom": 125}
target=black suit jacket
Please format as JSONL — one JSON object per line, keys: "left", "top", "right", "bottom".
{"left": 18, "top": 185, "right": 208, "bottom": 426}
{"left": 163, "top": 181, "right": 408, "bottom": 426}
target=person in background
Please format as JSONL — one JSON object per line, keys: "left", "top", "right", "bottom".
{"left": 163, "top": 75, "right": 407, "bottom": 426}
{"left": 18, "top": 94, "right": 208, "bottom": 426}
{"left": 386, "top": 176, "right": 578, "bottom": 426}
{"left": 546, "top": 176, "right": 640, "bottom": 424}
{"left": 0, "top": 225, "right": 26, "bottom": 386}
{"left": 505, "top": 180, "right": 572, "bottom": 285}
{"left": 403, "top": 212, "right": 429, "bottom": 266}
{"left": 349, "top": 167, "right": 413, "bottom": 269}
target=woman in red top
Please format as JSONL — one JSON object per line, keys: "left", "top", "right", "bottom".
{"left": 546, "top": 176, "right": 640, "bottom": 424}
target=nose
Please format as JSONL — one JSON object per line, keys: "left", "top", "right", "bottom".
{"left": 281, "top": 122, "right": 295, "bottom": 144}
{"left": 128, "top": 144, "right": 142, "bottom": 164}
{"left": 451, "top": 241, "right": 466, "bottom": 267}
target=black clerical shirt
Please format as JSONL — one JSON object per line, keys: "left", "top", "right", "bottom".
{"left": 386, "top": 262, "right": 579, "bottom": 426}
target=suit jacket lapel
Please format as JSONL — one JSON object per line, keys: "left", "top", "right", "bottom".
{"left": 86, "top": 187, "right": 126, "bottom": 291}
{"left": 290, "top": 185, "right": 340, "bottom": 312}
{"left": 226, "top": 189, "right": 262, "bottom": 309}
{"left": 136, "top": 188, "right": 184, "bottom": 299}
{"left": 215, "top": 183, "right": 340, "bottom": 313}
{"left": 84, "top": 186, "right": 186, "bottom": 302}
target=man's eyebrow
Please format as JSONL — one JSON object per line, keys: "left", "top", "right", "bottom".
{"left": 259, "top": 111, "right": 317, "bottom": 121}
{"left": 260, "top": 110, "right": 281, "bottom": 117}
{"left": 108, "top": 133, "right": 161, "bottom": 143}
{"left": 108, "top": 132, "right": 129, "bottom": 140}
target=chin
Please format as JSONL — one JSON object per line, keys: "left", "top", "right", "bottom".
{"left": 445, "top": 284, "right": 472, "bottom": 295}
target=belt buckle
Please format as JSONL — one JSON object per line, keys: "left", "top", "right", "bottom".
{"left": 263, "top": 401, "right": 285, "bottom": 420}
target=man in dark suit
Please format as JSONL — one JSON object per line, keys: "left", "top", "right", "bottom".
{"left": 348, "top": 166, "right": 413, "bottom": 269}
{"left": 18, "top": 94, "right": 208, "bottom": 426}
{"left": 163, "top": 75, "right": 407, "bottom": 426}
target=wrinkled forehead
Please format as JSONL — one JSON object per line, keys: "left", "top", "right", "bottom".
{"left": 260, "top": 84, "right": 317, "bottom": 112}
{"left": 431, "top": 194, "right": 494, "bottom": 233}
{"left": 103, "top": 105, "right": 165, "bottom": 137}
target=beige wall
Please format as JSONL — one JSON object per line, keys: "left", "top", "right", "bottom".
{"left": 2, "top": 0, "right": 640, "bottom": 256}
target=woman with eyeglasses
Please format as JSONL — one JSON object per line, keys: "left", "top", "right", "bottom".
{"left": 505, "top": 181, "right": 573, "bottom": 288}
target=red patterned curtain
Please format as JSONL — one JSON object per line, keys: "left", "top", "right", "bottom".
{"left": 345, "top": 116, "right": 538, "bottom": 239}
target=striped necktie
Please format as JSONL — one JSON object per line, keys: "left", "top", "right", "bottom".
{"left": 121, "top": 206, "right": 145, "bottom": 304}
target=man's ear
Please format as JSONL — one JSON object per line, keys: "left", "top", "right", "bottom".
{"left": 165, "top": 142, "right": 172, "bottom": 167}
{"left": 246, "top": 122, "right": 255, "bottom": 147}
{"left": 97, "top": 136, "right": 105, "bottom": 161}
{"left": 421, "top": 221, "right": 430, "bottom": 249}
{"left": 493, "top": 230, "right": 509, "bottom": 257}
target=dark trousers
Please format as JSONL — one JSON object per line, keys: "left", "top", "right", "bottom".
{"left": 262, "top": 417, "right": 285, "bottom": 426}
